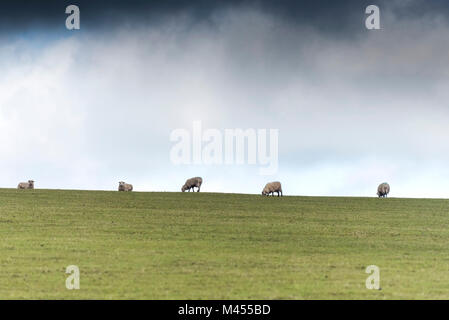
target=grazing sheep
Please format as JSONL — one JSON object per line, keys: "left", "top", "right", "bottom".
{"left": 17, "top": 180, "right": 34, "bottom": 189}
{"left": 182, "top": 177, "right": 203, "bottom": 192}
{"left": 118, "top": 181, "right": 133, "bottom": 192}
{"left": 262, "top": 181, "right": 283, "bottom": 197}
{"left": 377, "top": 182, "right": 390, "bottom": 198}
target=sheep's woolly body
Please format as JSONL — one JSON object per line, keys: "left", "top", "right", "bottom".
{"left": 182, "top": 177, "right": 203, "bottom": 192}
{"left": 377, "top": 182, "right": 390, "bottom": 198}
{"left": 118, "top": 181, "right": 133, "bottom": 192}
{"left": 17, "top": 180, "right": 34, "bottom": 189}
{"left": 262, "top": 181, "right": 282, "bottom": 196}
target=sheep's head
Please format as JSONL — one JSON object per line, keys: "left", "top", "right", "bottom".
{"left": 119, "top": 181, "right": 125, "bottom": 185}
{"left": 262, "top": 187, "right": 269, "bottom": 196}
{"left": 181, "top": 185, "right": 187, "bottom": 192}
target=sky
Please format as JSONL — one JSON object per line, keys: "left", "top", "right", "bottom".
{"left": 1, "top": 0, "right": 449, "bottom": 197}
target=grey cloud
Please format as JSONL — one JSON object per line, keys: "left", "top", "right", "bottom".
{"left": 1, "top": 2, "right": 449, "bottom": 197}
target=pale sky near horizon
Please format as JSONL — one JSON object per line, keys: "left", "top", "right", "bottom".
{"left": 1, "top": 0, "right": 449, "bottom": 198}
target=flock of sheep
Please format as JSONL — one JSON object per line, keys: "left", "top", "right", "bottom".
{"left": 16, "top": 178, "right": 391, "bottom": 198}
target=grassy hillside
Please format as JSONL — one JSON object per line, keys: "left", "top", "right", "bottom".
{"left": 0, "top": 188, "right": 448, "bottom": 299}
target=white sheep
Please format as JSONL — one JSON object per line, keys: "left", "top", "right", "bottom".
{"left": 118, "top": 181, "right": 133, "bottom": 192}
{"left": 182, "top": 177, "right": 203, "bottom": 192}
{"left": 377, "top": 182, "right": 390, "bottom": 198}
{"left": 262, "top": 181, "right": 282, "bottom": 197}
{"left": 17, "top": 180, "right": 34, "bottom": 189}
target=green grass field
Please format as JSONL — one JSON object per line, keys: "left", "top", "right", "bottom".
{"left": 1, "top": 188, "right": 449, "bottom": 299}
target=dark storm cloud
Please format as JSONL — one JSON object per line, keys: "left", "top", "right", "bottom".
{"left": 2, "top": 0, "right": 449, "bottom": 36}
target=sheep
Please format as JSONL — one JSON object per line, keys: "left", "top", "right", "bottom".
{"left": 17, "top": 180, "right": 34, "bottom": 189}
{"left": 377, "top": 182, "right": 390, "bottom": 198}
{"left": 262, "top": 181, "right": 282, "bottom": 197}
{"left": 182, "top": 177, "right": 203, "bottom": 192}
{"left": 118, "top": 181, "right": 133, "bottom": 192}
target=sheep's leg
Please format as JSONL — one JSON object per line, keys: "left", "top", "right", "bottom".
{"left": 197, "top": 186, "right": 200, "bottom": 192}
